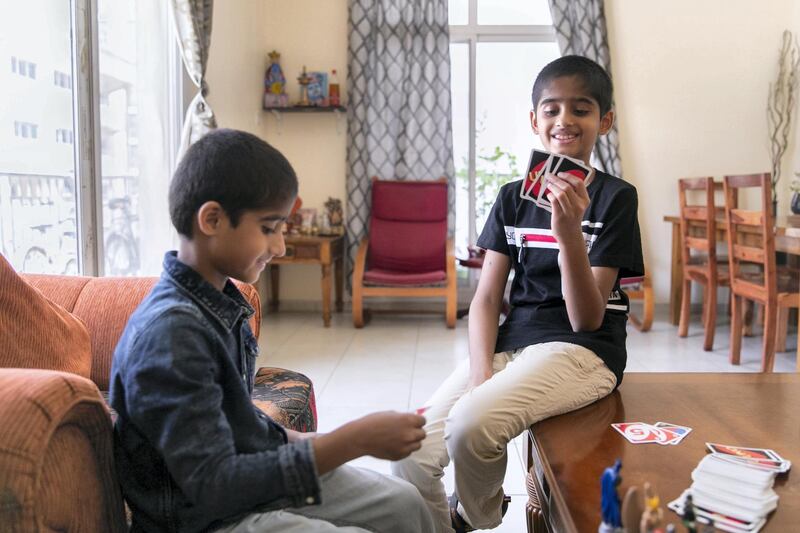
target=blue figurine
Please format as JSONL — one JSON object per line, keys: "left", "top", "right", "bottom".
{"left": 599, "top": 459, "right": 623, "bottom": 533}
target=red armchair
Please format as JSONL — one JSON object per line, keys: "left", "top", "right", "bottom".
{"left": 352, "top": 177, "right": 456, "bottom": 328}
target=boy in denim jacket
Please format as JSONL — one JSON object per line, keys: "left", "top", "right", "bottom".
{"left": 111, "top": 129, "right": 434, "bottom": 532}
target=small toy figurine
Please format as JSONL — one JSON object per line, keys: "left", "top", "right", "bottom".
{"left": 599, "top": 459, "right": 623, "bottom": 533}
{"left": 621, "top": 486, "right": 642, "bottom": 532}
{"left": 297, "top": 66, "right": 314, "bottom": 106}
{"left": 682, "top": 493, "right": 697, "bottom": 533}
{"left": 324, "top": 197, "right": 344, "bottom": 235}
{"left": 639, "top": 483, "right": 664, "bottom": 533}
{"left": 263, "top": 50, "right": 289, "bottom": 108}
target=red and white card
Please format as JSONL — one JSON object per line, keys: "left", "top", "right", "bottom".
{"left": 611, "top": 421, "right": 692, "bottom": 445}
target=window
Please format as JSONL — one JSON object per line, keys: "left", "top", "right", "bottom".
{"left": 54, "top": 70, "right": 72, "bottom": 88}
{"left": 449, "top": 1, "right": 559, "bottom": 259}
{"left": 0, "top": 0, "right": 181, "bottom": 276}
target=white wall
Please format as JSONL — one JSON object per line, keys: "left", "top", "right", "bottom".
{"left": 606, "top": 0, "right": 800, "bottom": 301}
{"left": 207, "top": 0, "right": 800, "bottom": 305}
{"left": 207, "top": 0, "right": 348, "bottom": 307}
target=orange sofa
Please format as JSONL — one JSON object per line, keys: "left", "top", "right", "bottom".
{"left": 0, "top": 274, "right": 317, "bottom": 532}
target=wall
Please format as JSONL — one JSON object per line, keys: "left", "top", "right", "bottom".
{"left": 206, "top": 0, "right": 348, "bottom": 307}
{"left": 606, "top": 0, "right": 800, "bottom": 302}
{"left": 207, "top": 1, "right": 800, "bottom": 306}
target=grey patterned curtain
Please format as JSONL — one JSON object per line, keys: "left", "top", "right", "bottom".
{"left": 346, "top": 0, "right": 455, "bottom": 279}
{"left": 548, "top": 0, "right": 622, "bottom": 177}
{"left": 170, "top": 0, "right": 216, "bottom": 154}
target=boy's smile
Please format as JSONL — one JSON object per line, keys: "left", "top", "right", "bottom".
{"left": 530, "top": 75, "right": 614, "bottom": 165}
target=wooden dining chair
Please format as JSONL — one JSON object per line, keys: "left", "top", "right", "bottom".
{"left": 677, "top": 177, "right": 729, "bottom": 350}
{"left": 723, "top": 173, "right": 799, "bottom": 372}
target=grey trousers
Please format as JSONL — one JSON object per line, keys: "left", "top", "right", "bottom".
{"left": 216, "top": 464, "right": 436, "bottom": 533}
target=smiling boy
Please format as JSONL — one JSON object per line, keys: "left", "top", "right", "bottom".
{"left": 392, "top": 55, "right": 644, "bottom": 532}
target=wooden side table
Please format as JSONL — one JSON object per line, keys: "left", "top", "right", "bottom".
{"left": 266, "top": 234, "right": 344, "bottom": 327}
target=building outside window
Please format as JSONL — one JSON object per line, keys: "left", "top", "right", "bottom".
{"left": 0, "top": 0, "right": 181, "bottom": 276}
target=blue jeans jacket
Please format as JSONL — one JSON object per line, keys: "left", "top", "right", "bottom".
{"left": 110, "top": 252, "right": 320, "bottom": 532}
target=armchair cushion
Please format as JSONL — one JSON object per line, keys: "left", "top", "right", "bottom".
{"left": 364, "top": 268, "right": 447, "bottom": 286}
{"left": 0, "top": 254, "right": 92, "bottom": 379}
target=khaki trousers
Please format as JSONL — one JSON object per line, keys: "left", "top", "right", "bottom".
{"left": 392, "top": 342, "right": 617, "bottom": 533}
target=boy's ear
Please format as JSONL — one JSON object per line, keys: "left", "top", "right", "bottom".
{"left": 599, "top": 110, "right": 615, "bottom": 136}
{"left": 195, "top": 201, "right": 227, "bottom": 236}
{"left": 530, "top": 110, "right": 540, "bottom": 134}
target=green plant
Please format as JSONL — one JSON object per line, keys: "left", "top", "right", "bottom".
{"left": 456, "top": 145, "right": 523, "bottom": 222}
{"left": 791, "top": 172, "right": 800, "bottom": 193}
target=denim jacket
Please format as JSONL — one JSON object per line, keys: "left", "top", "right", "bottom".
{"left": 110, "top": 251, "right": 320, "bottom": 532}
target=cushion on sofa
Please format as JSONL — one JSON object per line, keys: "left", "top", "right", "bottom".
{"left": 252, "top": 367, "right": 318, "bottom": 432}
{"left": 0, "top": 254, "right": 92, "bottom": 378}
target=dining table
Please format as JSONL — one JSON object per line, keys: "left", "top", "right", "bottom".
{"left": 662, "top": 214, "right": 800, "bottom": 325}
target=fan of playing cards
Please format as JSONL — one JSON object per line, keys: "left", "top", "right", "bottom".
{"left": 667, "top": 443, "right": 792, "bottom": 533}
{"left": 520, "top": 149, "right": 593, "bottom": 213}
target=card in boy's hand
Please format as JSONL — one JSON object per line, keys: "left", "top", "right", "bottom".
{"left": 520, "top": 149, "right": 551, "bottom": 203}
{"left": 551, "top": 154, "right": 593, "bottom": 187}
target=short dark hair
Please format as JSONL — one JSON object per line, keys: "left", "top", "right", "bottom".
{"left": 169, "top": 129, "right": 298, "bottom": 237}
{"left": 531, "top": 55, "right": 613, "bottom": 116}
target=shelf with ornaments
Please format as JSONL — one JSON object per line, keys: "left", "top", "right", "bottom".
{"left": 263, "top": 51, "right": 345, "bottom": 133}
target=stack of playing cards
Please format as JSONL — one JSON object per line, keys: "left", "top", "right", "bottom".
{"left": 610, "top": 421, "right": 692, "bottom": 445}
{"left": 667, "top": 443, "right": 792, "bottom": 533}
{"left": 519, "top": 149, "right": 592, "bottom": 212}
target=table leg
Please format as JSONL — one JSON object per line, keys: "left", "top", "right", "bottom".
{"left": 269, "top": 265, "right": 280, "bottom": 312}
{"left": 335, "top": 255, "right": 344, "bottom": 312}
{"left": 669, "top": 221, "right": 683, "bottom": 325}
{"left": 321, "top": 263, "right": 332, "bottom": 327}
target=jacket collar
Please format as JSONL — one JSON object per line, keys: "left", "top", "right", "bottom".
{"left": 162, "top": 251, "right": 254, "bottom": 331}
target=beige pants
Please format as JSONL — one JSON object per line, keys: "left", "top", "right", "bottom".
{"left": 392, "top": 342, "right": 617, "bottom": 533}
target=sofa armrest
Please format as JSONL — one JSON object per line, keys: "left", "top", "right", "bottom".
{"left": 252, "top": 367, "right": 317, "bottom": 432}
{"left": 0, "top": 369, "right": 127, "bottom": 532}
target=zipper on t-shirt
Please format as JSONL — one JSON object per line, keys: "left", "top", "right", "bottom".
{"left": 518, "top": 234, "right": 527, "bottom": 263}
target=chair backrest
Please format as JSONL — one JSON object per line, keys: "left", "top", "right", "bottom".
{"left": 368, "top": 177, "right": 448, "bottom": 273}
{"left": 678, "top": 177, "right": 719, "bottom": 278}
{"left": 722, "top": 173, "right": 775, "bottom": 303}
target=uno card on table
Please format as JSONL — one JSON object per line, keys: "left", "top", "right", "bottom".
{"left": 611, "top": 421, "right": 692, "bottom": 445}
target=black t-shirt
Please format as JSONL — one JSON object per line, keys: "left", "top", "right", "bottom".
{"left": 477, "top": 170, "right": 644, "bottom": 386}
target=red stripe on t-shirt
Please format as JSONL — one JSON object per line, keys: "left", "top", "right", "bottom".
{"left": 523, "top": 233, "right": 557, "bottom": 244}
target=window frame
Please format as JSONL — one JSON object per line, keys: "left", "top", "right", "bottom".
{"left": 449, "top": 0, "right": 556, "bottom": 246}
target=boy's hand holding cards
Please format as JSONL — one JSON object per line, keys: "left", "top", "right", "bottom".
{"left": 519, "top": 148, "right": 592, "bottom": 213}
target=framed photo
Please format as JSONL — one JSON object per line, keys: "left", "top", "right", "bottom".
{"left": 307, "top": 72, "right": 328, "bottom": 106}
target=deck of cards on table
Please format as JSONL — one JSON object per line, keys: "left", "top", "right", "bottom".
{"left": 519, "top": 148, "right": 593, "bottom": 212}
{"left": 611, "top": 421, "right": 692, "bottom": 445}
{"left": 667, "top": 444, "right": 792, "bottom": 533}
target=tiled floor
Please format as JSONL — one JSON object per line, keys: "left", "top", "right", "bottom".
{"left": 256, "top": 307, "right": 797, "bottom": 532}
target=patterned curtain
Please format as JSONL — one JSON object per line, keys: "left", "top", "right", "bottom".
{"left": 548, "top": 0, "right": 622, "bottom": 177}
{"left": 170, "top": 0, "right": 216, "bottom": 154}
{"left": 346, "top": 0, "right": 455, "bottom": 280}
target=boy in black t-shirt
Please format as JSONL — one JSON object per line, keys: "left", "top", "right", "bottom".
{"left": 392, "top": 56, "right": 644, "bottom": 532}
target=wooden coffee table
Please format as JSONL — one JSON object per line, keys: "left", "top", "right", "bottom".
{"left": 524, "top": 373, "right": 800, "bottom": 532}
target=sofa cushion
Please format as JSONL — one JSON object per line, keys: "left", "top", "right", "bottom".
{"left": 0, "top": 254, "right": 92, "bottom": 378}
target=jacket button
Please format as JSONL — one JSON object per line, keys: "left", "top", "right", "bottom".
{"left": 306, "top": 496, "right": 315, "bottom": 504}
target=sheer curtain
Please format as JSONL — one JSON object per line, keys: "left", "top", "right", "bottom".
{"left": 548, "top": 0, "right": 623, "bottom": 177}
{"left": 170, "top": 0, "right": 216, "bottom": 154}
{"left": 346, "top": 0, "right": 455, "bottom": 280}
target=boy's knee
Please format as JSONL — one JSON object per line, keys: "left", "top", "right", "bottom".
{"left": 384, "top": 477, "right": 432, "bottom": 524}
